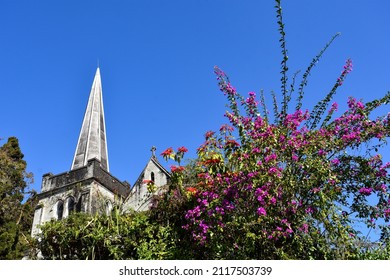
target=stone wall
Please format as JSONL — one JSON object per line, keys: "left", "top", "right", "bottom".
{"left": 124, "top": 157, "right": 170, "bottom": 212}
{"left": 31, "top": 158, "right": 131, "bottom": 236}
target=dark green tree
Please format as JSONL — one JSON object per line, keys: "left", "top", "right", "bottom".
{"left": 0, "top": 137, "right": 35, "bottom": 259}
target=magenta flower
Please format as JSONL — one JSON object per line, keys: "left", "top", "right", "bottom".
{"left": 268, "top": 167, "right": 281, "bottom": 177}
{"left": 265, "top": 153, "right": 277, "bottom": 163}
{"left": 331, "top": 158, "right": 340, "bottom": 166}
{"left": 377, "top": 184, "right": 387, "bottom": 192}
{"left": 329, "top": 102, "right": 338, "bottom": 113}
{"left": 300, "top": 223, "right": 309, "bottom": 233}
{"left": 305, "top": 207, "right": 314, "bottom": 214}
{"left": 318, "top": 150, "right": 327, "bottom": 156}
{"left": 359, "top": 187, "right": 372, "bottom": 196}
{"left": 257, "top": 207, "right": 267, "bottom": 216}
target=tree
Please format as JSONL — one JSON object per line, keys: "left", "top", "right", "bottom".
{"left": 0, "top": 137, "right": 35, "bottom": 259}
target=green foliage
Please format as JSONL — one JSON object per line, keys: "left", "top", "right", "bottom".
{"left": 354, "top": 242, "right": 390, "bottom": 260}
{"left": 35, "top": 209, "right": 176, "bottom": 260}
{"left": 296, "top": 33, "right": 340, "bottom": 112}
{"left": 0, "top": 137, "right": 35, "bottom": 259}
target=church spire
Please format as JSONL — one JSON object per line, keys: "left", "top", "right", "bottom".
{"left": 71, "top": 67, "right": 109, "bottom": 171}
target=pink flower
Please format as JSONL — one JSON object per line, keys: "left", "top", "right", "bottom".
{"left": 329, "top": 102, "right": 338, "bottom": 113}
{"left": 300, "top": 223, "right": 309, "bottom": 233}
{"left": 265, "top": 153, "right": 277, "bottom": 163}
{"left": 257, "top": 207, "right": 267, "bottom": 216}
{"left": 318, "top": 149, "right": 327, "bottom": 156}
{"left": 356, "top": 101, "right": 364, "bottom": 110}
{"left": 359, "top": 187, "right": 372, "bottom": 196}
{"left": 268, "top": 167, "right": 281, "bottom": 177}
{"left": 305, "top": 207, "right": 314, "bottom": 214}
{"left": 331, "top": 158, "right": 340, "bottom": 166}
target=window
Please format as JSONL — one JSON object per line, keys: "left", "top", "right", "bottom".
{"left": 57, "top": 200, "right": 64, "bottom": 220}
{"left": 76, "top": 197, "right": 82, "bottom": 212}
{"left": 68, "top": 197, "right": 75, "bottom": 214}
{"left": 151, "top": 172, "right": 155, "bottom": 182}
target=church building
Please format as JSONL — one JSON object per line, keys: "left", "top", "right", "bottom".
{"left": 31, "top": 68, "right": 170, "bottom": 236}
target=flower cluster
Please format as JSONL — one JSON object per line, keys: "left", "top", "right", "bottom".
{"left": 161, "top": 147, "right": 174, "bottom": 159}
{"left": 161, "top": 146, "right": 189, "bottom": 165}
{"left": 359, "top": 187, "right": 373, "bottom": 196}
{"left": 169, "top": 64, "right": 390, "bottom": 254}
{"left": 170, "top": 165, "right": 185, "bottom": 173}
{"left": 337, "top": 59, "right": 353, "bottom": 86}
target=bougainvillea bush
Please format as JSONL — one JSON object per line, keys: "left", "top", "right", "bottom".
{"left": 155, "top": 0, "right": 390, "bottom": 259}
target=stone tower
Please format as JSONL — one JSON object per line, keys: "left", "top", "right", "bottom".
{"left": 31, "top": 68, "right": 170, "bottom": 237}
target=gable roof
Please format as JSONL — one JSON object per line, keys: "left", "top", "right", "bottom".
{"left": 132, "top": 155, "right": 171, "bottom": 189}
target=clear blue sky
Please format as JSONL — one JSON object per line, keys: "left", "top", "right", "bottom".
{"left": 1, "top": 0, "right": 389, "bottom": 223}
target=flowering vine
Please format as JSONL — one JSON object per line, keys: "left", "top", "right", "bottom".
{"left": 157, "top": 0, "right": 390, "bottom": 259}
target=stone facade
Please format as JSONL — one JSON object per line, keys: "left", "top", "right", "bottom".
{"left": 31, "top": 158, "right": 128, "bottom": 235}
{"left": 32, "top": 156, "right": 170, "bottom": 236}
{"left": 123, "top": 155, "right": 170, "bottom": 212}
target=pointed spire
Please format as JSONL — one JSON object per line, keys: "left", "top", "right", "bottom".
{"left": 71, "top": 67, "right": 109, "bottom": 171}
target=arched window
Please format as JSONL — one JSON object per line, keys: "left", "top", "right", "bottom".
{"left": 76, "top": 197, "right": 82, "bottom": 212}
{"left": 151, "top": 172, "right": 155, "bottom": 182}
{"left": 68, "top": 197, "right": 75, "bottom": 214}
{"left": 57, "top": 200, "right": 64, "bottom": 220}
